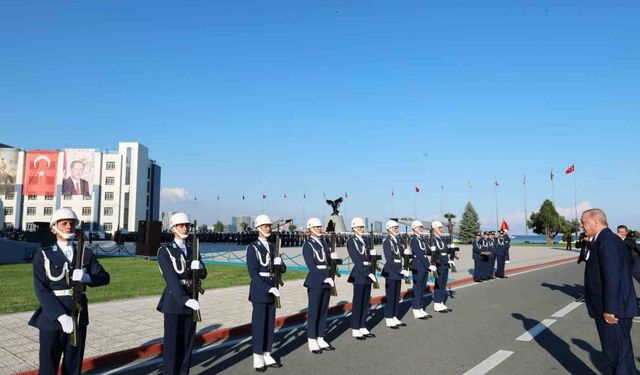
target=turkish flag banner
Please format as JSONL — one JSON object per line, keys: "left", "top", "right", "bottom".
{"left": 565, "top": 164, "right": 575, "bottom": 174}
{"left": 23, "top": 151, "right": 59, "bottom": 196}
{"left": 415, "top": 186, "right": 420, "bottom": 193}
{"left": 500, "top": 219, "right": 510, "bottom": 231}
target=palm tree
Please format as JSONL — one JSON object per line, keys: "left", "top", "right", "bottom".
{"left": 444, "top": 212, "right": 457, "bottom": 236}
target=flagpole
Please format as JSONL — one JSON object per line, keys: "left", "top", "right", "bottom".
{"left": 551, "top": 169, "right": 555, "bottom": 206}
{"left": 302, "top": 194, "right": 305, "bottom": 228}
{"left": 391, "top": 187, "right": 394, "bottom": 218}
{"left": 523, "top": 175, "right": 528, "bottom": 238}
{"left": 262, "top": 195, "right": 265, "bottom": 213}
{"left": 440, "top": 184, "right": 444, "bottom": 218}
{"left": 573, "top": 170, "right": 578, "bottom": 241}
{"left": 414, "top": 189, "right": 417, "bottom": 219}
{"left": 494, "top": 178, "right": 499, "bottom": 231}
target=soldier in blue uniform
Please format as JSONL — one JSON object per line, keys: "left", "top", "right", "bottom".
{"left": 381, "top": 220, "right": 410, "bottom": 328}
{"left": 302, "top": 217, "right": 336, "bottom": 353}
{"left": 472, "top": 232, "right": 484, "bottom": 282}
{"left": 247, "top": 214, "right": 286, "bottom": 371}
{"left": 346, "top": 217, "right": 377, "bottom": 340}
{"left": 29, "top": 208, "right": 110, "bottom": 375}
{"left": 486, "top": 231, "right": 497, "bottom": 279}
{"left": 157, "top": 212, "right": 207, "bottom": 375}
{"left": 409, "top": 220, "right": 435, "bottom": 319}
{"left": 429, "top": 221, "right": 453, "bottom": 313}
{"left": 494, "top": 230, "right": 509, "bottom": 278}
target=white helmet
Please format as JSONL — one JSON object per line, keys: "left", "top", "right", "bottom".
{"left": 411, "top": 220, "right": 423, "bottom": 229}
{"left": 431, "top": 220, "right": 443, "bottom": 229}
{"left": 386, "top": 220, "right": 399, "bottom": 230}
{"left": 50, "top": 208, "right": 78, "bottom": 228}
{"left": 307, "top": 217, "right": 322, "bottom": 229}
{"left": 351, "top": 217, "right": 365, "bottom": 228}
{"left": 254, "top": 214, "right": 272, "bottom": 228}
{"left": 170, "top": 212, "right": 190, "bottom": 227}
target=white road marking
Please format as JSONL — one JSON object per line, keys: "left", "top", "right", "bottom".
{"left": 515, "top": 319, "right": 556, "bottom": 341}
{"left": 551, "top": 301, "right": 583, "bottom": 318}
{"left": 461, "top": 350, "right": 514, "bottom": 375}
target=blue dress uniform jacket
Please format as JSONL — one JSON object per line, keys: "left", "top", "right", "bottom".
{"left": 247, "top": 239, "right": 287, "bottom": 303}
{"left": 584, "top": 228, "right": 638, "bottom": 374}
{"left": 472, "top": 239, "right": 483, "bottom": 261}
{"left": 347, "top": 236, "right": 372, "bottom": 285}
{"left": 382, "top": 236, "right": 403, "bottom": 280}
{"left": 157, "top": 241, "right": 208, "bottom": 314}
{"left": 29, "top": 244, "right": 110, "bottom": 330}
{"left": 410, "top": 236, "right": 431, "bottom": 272}
{"left": 430, "top": 235, "right": 450, "bottom": 270}
{"left": 303, "top": 238, "right": 331, "bottom": 289}
{"left": 504, "top": 234, "right": 511, "bottom": 260}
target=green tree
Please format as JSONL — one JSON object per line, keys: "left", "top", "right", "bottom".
{"left": 213, "top": 221, "right": 224, "bottom": 232}
{"left": 444, "top": 212, "right": 457, "bottom": 238}
{"left": 528, "top": 199, "right": 564, "bottom": 245}
{"left": 458, "top": 202, "right": 481, "bottom": 243}
{"left": 288, "top": 223, "right": 297, "bottom": 231}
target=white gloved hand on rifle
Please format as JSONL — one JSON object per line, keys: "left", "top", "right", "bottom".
{"left": 269, "top": 288, "right": 281, "bottom": 297}
{"left": 369, "top": 249, "right": 377, "bottom": 256}
{"left": 368, "top": 273, "right": 377, "bottom": 283}
{"left": 330, "top": 252, "right": 339, "bottom": 260}
{"left": 190, "top": 260, "right": 201, "bottom": 270}
{"left": 72, "top": 269, "right": 91, "bottom": 283}
{"left": 400, "top": 270, "right": 411, "bottom": 277}
{"left": 273, "top": 257, "right": 282, "bottom": 266}
{"left": 57, "top": 314, "right": 74, "bottom": 334}
{"left": 429, "top": 265, "right": 437, "bottom": 272}
{"left": 185, "top": 299, "right": 200, "bottom": 311}
{"left": 324, "top": 278, "right": 335, "bottom": 288}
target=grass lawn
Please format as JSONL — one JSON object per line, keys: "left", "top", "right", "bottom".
{"left": 0, "top": 257, "right": 307, "bottom": 314}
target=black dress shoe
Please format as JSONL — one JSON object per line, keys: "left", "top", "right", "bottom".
{"left": 311, "top": 349, "right": 322, "bottom": 354}
{"left": 436, "top": 310, "right": 448, "bottom": 313}
{"left": 447, "top": 308, "right": 453, "bottom": 312}
{"left": 255, "top": 366, "right": 267, "bottom": 372}
{"left": 354, "top": 336, "right": 366, "bottom": 341}
{"left": 398, "top": 322, "right": 407, "bottom": 326}
{"left": 387, "top": 325, "right": 399, "bottom": 330}
{"left": 364, "top": 333, "right": 376, "bottom": 338}
{"left": 322, "top": 345, "right": 336, "bottom": 351}
{"left": 474, "top": 279, "right": 483, "bottom": 282}
{"left": 417, "top": 316, "right": 427, "bottom": 320}
{"left": 268, "top": 362, "right": 283, "bottom": 368}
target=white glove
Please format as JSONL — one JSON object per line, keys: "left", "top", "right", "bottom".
{"left": 429, "top": 265, "right": 437, "bottom": 272}
{"left": 71, "top": 269, "right": 90, "bottom": 283}
{"left": 273, "top": 257, "right": 282, "bottom": 266}
{"left": 368, "top": 273, "right": 377, "bottom": 283}
{"left": 429, "top": 246, "right": 436, "bottom": 251}
{"left": 448, "top": 260, "right": 455, "bottom": 266}
{"left": 269, "top": 287, "right": 281, "bottom": 297}
{"left": 57, "top": 314, "right": 74, "bottom": 334}
{"left": 400, "top": 270, "right": 411, "bottom": 277}
{"left": 447, "top": 244, "right": 453, "bottom": 248}
{"left": 324, "top": 278, "right": 335, "bottom": 287}
{"left": 505, "top": 260, "right": 510, "bottom": 264}
{"left": 369, "top": 249, "right": 377, "bottom": 256}
{"left": 403, "top": 249, "right": 412, "bottom": 255}
{"left": 190, "top": 260, "right": 201, "bottom": 270}
{"left": 185, "top": 299, "right": 200, "bottom": 311}
{"left": 330, "top": 252, "right": 339, "bottom": 260}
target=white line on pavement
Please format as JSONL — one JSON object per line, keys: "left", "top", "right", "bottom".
{"left": 461, "top": 350, "right": 514, "bottom": 375}
{"left": 551, "top": 301, "right": 583, "bottom": 318}
{"left": 515, "top": 319, "right": 556, "bottom": 342}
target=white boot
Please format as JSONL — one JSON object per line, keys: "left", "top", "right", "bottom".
{"left": 308, "top": 338, "right": 321, "bottom": 353}
{"left": 385, "top": 318, "right": 396, "bottom": 327}
{"left": 317, "top": 337, "right": 334, "bottom": 350}
{"left": 264, "top": 352, "right": 276, "bottom": 366}
{"left": 413, "top": 309, "right": 426, "bottom": 319}
{"left": 253, "top": 353, "right": 266, "bottom": 369}
{"left": 352, "top": 329, "right": 365, "bottom": 340}
{"left": 434, "top": 303, "right": 448, "bottom": 312}
{"left": 393, "top": 317, "right": 405, "bottom": 326}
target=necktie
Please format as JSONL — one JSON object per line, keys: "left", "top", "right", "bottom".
{"left": 75, "top": 181, "right": 80, "bottom": 194}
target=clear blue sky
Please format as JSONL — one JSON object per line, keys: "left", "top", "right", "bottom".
{"left": 2, "top": 1, "right": 639, "bottom": 233}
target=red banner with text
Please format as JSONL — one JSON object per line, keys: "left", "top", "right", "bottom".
{"left": 23, "top": 151, "right": 59, "bottom": 196}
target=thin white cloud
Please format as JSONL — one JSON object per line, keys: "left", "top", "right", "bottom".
{"left": 161, "top": 187, "right": 193, "bottom": 201}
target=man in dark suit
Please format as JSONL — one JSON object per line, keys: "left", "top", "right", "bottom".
{"left": 581, "top": 208, "right": 638, "bottom": 374}
{"left": 62, "top": 160, "right": 90, "bottom": 195}
{"left": 617, "top": 225, "right": 640, "bottom": 285}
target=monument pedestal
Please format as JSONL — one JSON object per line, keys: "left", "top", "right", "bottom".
{"left": 324, "top": 215, "right": 347, "bottom": 233}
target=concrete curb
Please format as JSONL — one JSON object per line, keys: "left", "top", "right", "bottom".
{"left": 16, "top": 255, "right": 577, "bottom": 374}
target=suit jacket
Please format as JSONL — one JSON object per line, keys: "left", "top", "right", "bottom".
{"left": 29, "top": 244, "right": 110, "bottom": 331}
{"left": 303, "top": 238, "right": 331, "bottom": 289}
{"left": 382, "top": 236, "right": 402, "bottom": 280}
{"left": 472, "top": 239, "right": 483, "bottom": 260}
{"left": 62, "top": 177, "right": 90, "bottom": 195}
{"left": 429, "top": 235, "right": 450, "bottom": 270}
{"left": 410, "top": 235, "right": 431, "bottom": 272}
{"left": 584, "top": 228, "right": 638, "bottom": 319}
{"left": 346, "top": 236, "right": 372, "bottom": 285}
{"left": 246, "top": 239, "right": 286, "bottom": 303}
{"left": 157, "top": 240, "right": 208, "bottom": 314}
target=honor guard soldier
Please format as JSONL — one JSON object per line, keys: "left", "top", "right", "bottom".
{"left": 479, "top": 232, "right": 491, "bottom": 280}
{"left": 488, "top": 231, "right": 497, "bottom": 279}
{"left": 430, "top": 221, "right": 453, "bottom": 313}
{"left": 302, "top": 218, "right": 336, "bottom": 353}
{"left": 247, "top": 215, "right": 286, "bottom": 372}
{"left": 346, "top": 217, "right": 376, "bottom": 340}
{"left": 409, "top": 220, "right": 435, "bottom": 319}
{"left": 495, "top": 230, "right": 509, "bottom": 278}
{"left": 157, "top": 212, "right": 207, "bottom": 375}
{"left": 472, "top": 232, "right": 484, "bottom": 282}
{"left": 29, "top": 208, "right": 110, "bottom": 375}
{"left": 381, "top": 220, "right": 409, "bottom": 328}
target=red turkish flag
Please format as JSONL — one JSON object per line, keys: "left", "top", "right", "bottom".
{"left": 23, "top": 151, "right": 59, "bottom": 195}
{"left": 500, "top": 219, "right": 510, "bottom": 231}
{"left": 415, "top": 186, "right": 420, "bottom": 193}
{"left": 565, "top": 164, "right": 575, "bottom": 174}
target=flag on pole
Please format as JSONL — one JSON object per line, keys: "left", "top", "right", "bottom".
{"left": 500, "top": 219, "right": 510, "bottom": 231}
{"left": 415, "top": 186, "right": 420, "bottom": 193}
{"left": 345, "top": 192, "right": 348, "bottom": 198}
{"left": 323, "top": 192, "right": 326, "bottom": 198}
{"left": 303, "top": 193, "right": 306, "bottom": 199}
{"left": 391, "top": 188, "right": 394, "bottom": 196}
{"left": 283, "top": 193, "right": 287, "bottom": 199}
{"left": 242, "top": 195, "right": 245, "bottom": 200}
{"left": 217, "top": 195, "right": 219, "bottom": 201}
{"left": 262, "top": 194, "right": 267, "bottom": 199}
{"left": 550, "top": 170, "right": 554, "bottom": 180}
{"left": 440, "top": 183, "right": 444, "bottom": 190}
{"left": 565, "top": 164, "right": 575, "bottom": 174}
{"left": 523, "top": 175, "right": 526, "bottom": 184}
{"left": 495, "top": 180, "right": 499, "bottom": 187}
{"left": 468, "top": 180, "right": 472, "bottom": 188}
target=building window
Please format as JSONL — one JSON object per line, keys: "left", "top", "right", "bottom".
{"left": 104, "top": 223, "right": 113, "bottom": 232}
{"left": 106, "top": 161, "right": 116, "bottom": 170}
{"left": 4, "top": 193, "right": 14, "bottom": 200}
{"left": 27, "top": 195, "right": 37, "bottom": 200}
{"left": 63, "top": 195, "right": 72, "bottom": 200}
{"left": 105, "top": 177, "right": 115, "bottom": 185}
{"left": 26, "top": 223, "right": 37, "bottom": 231}
{"left": 105, "top": 192, "right": 114, "bottom": 201}
{"left": 83, "top": 194, "right": 92, "bottom": 200}
{"left": 44, "top": 195, "right": 54, "bottom": 200}
{"left": 26, "top": 207, "right": 36, "bottom": 215}
{"left": 43, "top": 207, "right": 53, "bottom": 216}
{"left": 104, "top": 207, "right": 113, "bottom": 216}
{"left": 82, "top": 207, "right": 91, "bottom": 216}
{"left": 4, "top": 207, "right": 13, "bottom": 216}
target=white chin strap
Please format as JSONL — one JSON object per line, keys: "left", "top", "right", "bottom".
{"left": 172, "top": 227, "right": 189, "bottom": 240}
{"left": 54, "top": 226, "right": 76, "bottom": 240}
{"left": 258, "top": 228, "right": 271, "bottom": 238}
{"left": 310, "top": 228, "right": 321, "bottom": 237}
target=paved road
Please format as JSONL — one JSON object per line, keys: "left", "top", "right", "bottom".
{"left": 100, "top": 260, "right": 640, "bottom": 375}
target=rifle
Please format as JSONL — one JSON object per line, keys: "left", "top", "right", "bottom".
{"left": 329, "top": 232, "right": 342, "bottom": 296}
{"left": 191, "top": 221, "right": 203, "bottom": 322}
{"left": 402, "top": 230, "right": 412, "bottom": 284}
{"left": 69, "top": 225, "right": 86, "bottom": 347}
{"left": 446, "top": 233, "right": 460, "bottom": 273}
{"left": 427, "top": 232, "right": 438, "bottom": 281}
{"left": 272, "top": 229, "right": 284, "bottom": 309}
{"left": 368, "top": 224, "right": 382, "bottom": 289}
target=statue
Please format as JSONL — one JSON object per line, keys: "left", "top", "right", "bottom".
{"left": 325, "top": 197, "right": 343, "bottom": 216}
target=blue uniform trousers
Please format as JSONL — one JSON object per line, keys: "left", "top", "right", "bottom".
{"left": 384, "top": 279, "right": 401, "bottom": 319}
{"left": 473, "top": 259, "right": 483, "bottom": 280}
{"left": 307, "top": 288, "right": 330, "bottom": 339}
{"left": 350, "top": 284, "right": 371, "bottom": 329}
{"left": 38, "top": 326, "right": 87, "bottom": 375}
{"left": 488, "top": 256, "right": 496, "bottom": 278}
{"left": 594, "top": 317, "right": 637, "bottom": 375}
{"left": 163, "top": 313, "right": 196, "bottom": 375}
{"left": 251, "top": 302, "right": 275, "bottom": 354}
{"left": 495, "top": 256, "right": 506, "bottom": 277}
{"left": 631, "top": 254, "right": 640, "bottom": 284}
{"left": 411, "top": 271, "right": 428, "bottom": 310}
{"left": 433, "top": 269, "right": 449, "bottom": 304}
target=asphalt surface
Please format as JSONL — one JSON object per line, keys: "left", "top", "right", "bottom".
{"left": 103, "top": 261, "right": 640, "bottom": 375}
